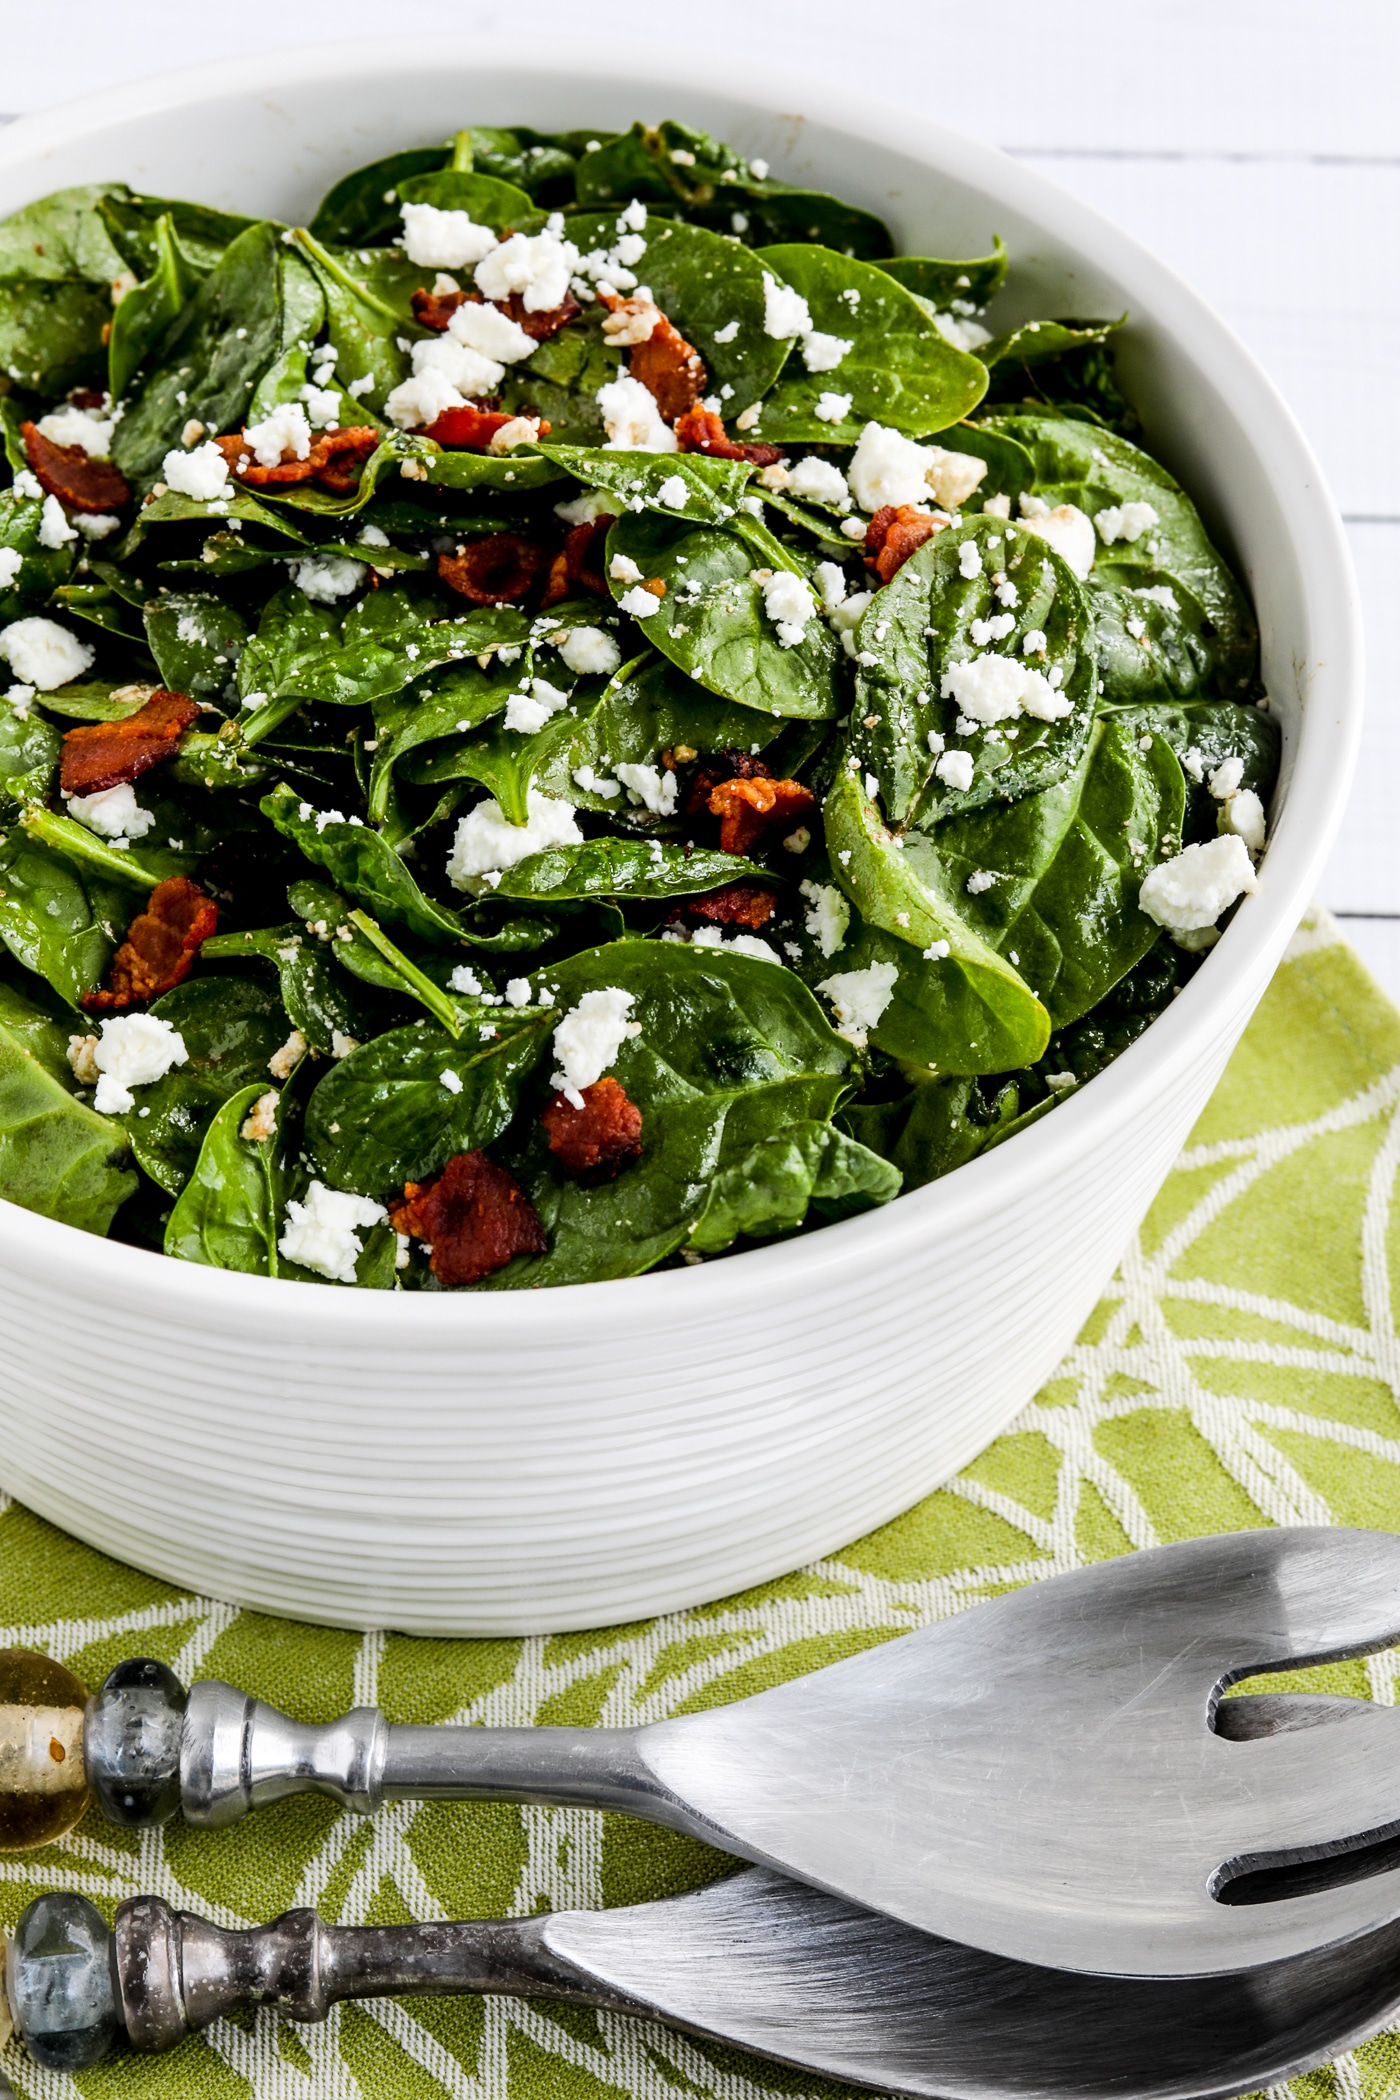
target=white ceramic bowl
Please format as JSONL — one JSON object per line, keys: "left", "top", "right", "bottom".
{"left": 0, "top": 43, "right": 1362, "bottom": 1633}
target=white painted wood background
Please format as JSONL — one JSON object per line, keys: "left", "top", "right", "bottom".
{"left": 8, "top": 0, "right": 1397, "bottom": 991}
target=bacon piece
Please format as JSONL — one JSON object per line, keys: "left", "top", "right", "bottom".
{"left": 708, "top": 776, "right": 816, "bottom": 856}
{"left": 601, "top": 293, "right": 706, "bottom": 424}
{"left": 684, "top": 748, "right": 772, "bottom": 820}
{"left": 412, "top": 286, "right": 580, "bottom": 343}
{"left": 213, "top": 424, "right": 379, "bottom": 493}
{"left": 540, "top": 515, "right": 615, "bottom": 608}
{"left": 541, "top": 1077, "right": 643, "bottom": 1184}
{"left": 437, "top": 532, "right": 545, "bottom": 606}
{"left": 60, "top": 688, "right": 200, "bottom": 797}
{"left": 68, "top": 389, "right": 108, "bottom": 413}
{"left": 672, "top": 884, "right": 778, "bottom": 931}
{"left": 389, "top": 1150, "right": 546, "bottom": 1287}
{"left": 864, "top": 503, "right": 943, "bottom": 584}
{"left": 83, "top": 877, "right": 217, "bottom": 1013}
{"left": 20, "top": 422, "right": 129, "bottom": 514}
{"left": 673, "top": 406, "right": 784, "bottom": 468}
{"left": 420, "top": 404, "right": 516, "bottom": 451}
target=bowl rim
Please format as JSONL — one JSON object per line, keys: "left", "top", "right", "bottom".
{"left": 0, "top": 35, "right": 1365, "bottom": 1332}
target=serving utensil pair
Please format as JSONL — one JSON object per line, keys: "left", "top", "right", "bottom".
{"left": 5, "top": 1528, "right": 1400, "bottom": 2092}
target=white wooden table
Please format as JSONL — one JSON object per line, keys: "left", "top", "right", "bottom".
{"left": 12, "top": 0, "right": 1398, "bottom": 993}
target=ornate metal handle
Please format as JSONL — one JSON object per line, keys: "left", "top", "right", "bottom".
{"left": 4, "top": 1889, "right": 641, "bottom": 2072}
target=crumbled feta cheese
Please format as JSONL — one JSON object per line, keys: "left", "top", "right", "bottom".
{"left": 66, "top": 781, "right": 154, "bottom": 843}
{"left": 924, "top": 446, "right": 987, "bottom": 511}
{"left": 400, "top": 201, "right": 499, "bottom": 270}
{"left": 940, "top": 653, "right": 1072, "bottom": 724}
{"left": 684, "top": 925, "right": 781, "bottom": 964}
{"left": 383, "top": 368, "right": 462, "bottom": 430}
{"left": 554, "top": 625, "right": 621, "bottom": 676}
{"left": 784, "top": 826, "right": 811, "bottom": 854}
{"left": 36, "top": 404, "right": 113, "bottom": 456}
{"left": 749, "top": 157, "right": 770, "bottom": 180}
{"left": 448, "top": 964, "right": 484, "bottom": 996}
{"left": 1018, "top": 501, "right": 1096, "bottom": 579}
{"left": 800, "top": 879, "right": 850, "bottom": 959}
{"left": 240, "top": 1091, "right": 279, "bottom": 1142}
{"left": 618, "top": 198, "right": 648, "bottom": 232}
{"left": 269, "top": 1029, "right": 307, "bottom": 1080}
{"left": 244, "top": 401, "right": 312, "bottom": 468}
{"left": 346, "top": 374, "right": 375, "bottom": 398}
{"left": 12, "top": 471, "right": 42, "bottom": 500}
{"left": 447, "top": 788, "right": 582, "bottom": 889}
{"left": 556, "top": 489, "right": 617, "bottom": 526}
{"left": 969, "top": 611, "right": 1016, "bottom": 647}
{"left": 596, "top": 372, "right": 677, "bottom": 452}
{"left": 813, "top": 560, "right": 849, "bottom": 611}
{"left": 1021, "top": 628, "right": 1048, "bottom": 656}
{"left": 656, "top": 473, "right": 689, "bottom": 509}
{"left": 922, "top": 939, "right": 951, "bottom": 962}
{"left": 618, "top": 584, "right": 663, "bottom": 619}
{"left": 762, "top": 568, "right": 817, "bottom": 647}
{"left": 475, "top": 228, "right": 579, "bottom": 312}
{"left": 934, "top": 750, "right": 975, "bottom": 791}
{"left": 932, "top": 310, "right": 992, "bottom": 352}
{"left": 609, "top": 551, "right": 643, "bottom": 584}
{"left": 814, "top": 391, "right": 853, "bottom": 425}
{"left": 75, "top": 512, "right": 121, "bottom": 540}
{"left": 966, "top": 869, "right": 998, "bottom": 895}
{"left": 1044, "top": 1071, "right": 1078, "bottom": 1093}
{"left": 1181, "top": 747, "right": 1205, "bottom": 783}
{"left": 714, "top": 319, "right": 740, "bottom": 344}
{"left": 91, "top": 1013, "right": 188, "bottom": 1115}
{"left": 504, "top": 676, "right": 569, "bottom": 734}
{"left": 786, "top": 456, "right": 849, "bottom": 509}
{"left": 801, "top": 330, "right": 852, "bottom": 372}
{"left": 572, "top": 763, "right": 621, "bottom": 799}
{"left": 762, "top": 272, "right": 812, "bottom": 339}
{"left": 1220, "top": 787, "right": 1267, "bottom": 854}
{"left": 1208, "top": 755, "right": 1245, "bottom": 800}
{"left": 439, "top": 1068, "right": 463, "bottom": 1094}
{"left": 816, "top": 961, "right": 898, "bottom": 1048}
{"left": 958, "top": 539, "right": 982, "bottom": 580}
{"left": 300, "top": 384, "right": 341, "bottom": 429}
{"left": 830, "top": 588, "right": 872, "bottom": 641}
{"left": 447, "top": 298, "right": 534, "bottom": 363}
{"left": 1138, "top": 833, "right": 1258, "bottom": 934}
{"left": 0, "top": 616, "right": 93, "bottom": 690}
{"left": 504, "top": 977, "right": 532, "bottom": 1008}
{"left": 293, "top": 552, "right": 366, "bottom": 602}
{"left": 1094, "top": 500, "right": 1160, "bottom": 545}
{"left": 849, "top": 422, "right": 934, "bottom": 512}
{"left": 615, "top": 761, "right": 678, "bottom": 815}
{"left": 5, "top": 682, "right": 34, "bottom": 718}
{"left": 36, "top": 495, "right": 75, "bottom": 550}
{"left": 550, "top": 986, "right": 641, "bottom": 1107}
{"left": 162, "top": 439, "right": 231, "bottom": 500}
{"left": 413, "top": 330, "right": 506, "bottom": 399}
{"left": 0, "top": 549, "right": 21, "bottom": 589}
{"left": 279, "top": 1181, "right": 387, "bottom": 1283}
{"left": 1134, "top": 583, "right": 1180, "bottom": 611}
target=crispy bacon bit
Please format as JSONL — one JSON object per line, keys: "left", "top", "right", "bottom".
{"left": 672, "top": 884, "right": 778, "bottom": 930}
{"left": 709, "top": 776, "right": 817, "bottom": 857}
{"left": 60, "top": 688, "right": 200, "bottom": 797}
{"left": 684, "top": 748, "right": 772, "bottom": 820}
{"left": 20, "top": 422, "right": 129, "bottom": 514}
{"left": 540, "top": 515, "right": 615, "bottom": 608}
{"left": 864, "top": 503, "right": 943, "bottom": 584}
{"left": 68, "top": 388, "right": 108, "bottom": 413}
{"left": 389, "top": 1150, "right": 546, "bottom": 1287}
{"left": 542, "top": 1077, "right": 643, "bottom": 1183}
{"left": 420, "top": 404, "right": 517, "bottom": 451}
{"left": 82, "top": 877, "right": 218, "bottom": 1012}
{"left": 673, "top": 406, "right": 785, "bottom": 468}
{"left": 212, "top": 424, "right": 379, "bottom": 493}
{"left": 601, "top": 292, "right": 706, "bottom": 423}
{"left": 412, "top": 286, "right": 580, "bottom": 343}
{"left": 437, "top": 532, "right": 546, "bottom": 606}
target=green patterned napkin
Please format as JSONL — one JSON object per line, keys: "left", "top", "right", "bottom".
{"left": 3, "top": 904, "right": 1400, "bottom": 2100}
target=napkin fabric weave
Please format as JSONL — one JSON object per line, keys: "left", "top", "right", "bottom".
{"left": 2, "top": 905, "right": 1399, "bottom": 2100}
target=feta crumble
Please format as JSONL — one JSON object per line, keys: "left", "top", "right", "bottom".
{"left": 572, "top": 763, "right": 622, "bottom": 798}
{"left": 65, "top": 781, "right": 154, "bottom": 844}
{"left": 615, "top": 761, "right": 678, "bottom": 815}
{"left": 596, "top": 372, "right": 677, "bottom": 452}
{"left": 504, "top": 677, "right": 569, "bottom": 734}
{"left": 762, "top": 272, "right": 812, "bottom": 339}
{"left": 440, "top": 1069, "right": 464, "bottom": 1094}
{"left": 683, "top": 925, "right": 781, "bottom": 964}
{"left": 279, "top": 1181, "right": 387, "bottom": 1283}
{"left": 848, "top": 422, "right": 936, "bottom": 512}
{"left": 1094, "top": 500, "right": 1160, "bottom": 545}
{"left": 36, "top": 404, "right": 114, "bottom": 456}
{"left": 924, "top": 446, "right": 988, "bottom": 511}
{"left": 292, "top": 552, "right": 366, "bottom": 602}
{"left": 785, "top": 456, "right": 849, "bottom": 509}
{"left": 475, "top": 227, "right": 579, "bottom": 312}
{"left": 1138, "top": 833, "right": 1258, "bottom": 936}
{"left": 656, "top": 473, "right": 689, "bottom": 509}
{"left": 400, "top": 202, "right": 499, "bottom": 269}
{"left": 0, "top": 549, "right": 21, "bottom": 589}
{"left": 617, "top": 584, "right": 663, "bottom": 619}
{"left": 240, "top": 1092, "right": 279, "bottom": 1142}
{"left": 162, "top": 439, "right": 232, "bottom": 501}
{"left": 800, "top": 879, "right": 850, "bottom": 958}
{"left": 940, "top": 654, "right": 1073, "bottom": 724}
{"left": 801, "top": 330, "right": 852, "bottom": 372}
{"left": 609, "top": 551, "right": 643, "bottom": 584}
{"left": 37, "top": 496, "right": 75, "bottom": 550}
{"left": 550, "top": 986, "right": 641, "bottom": 1107}
{"left": 447, "top": 298, "right": 534, "bottom": 363}
{"left": 0, "top": 616, "right": 93, "bottom": 690}
{"left": 554, "top": 625, "right": 621, "bottom": 676}
{"left": 762, "top": 568, "right": 817, "bottom": 647}
{"left": 91, "top": 1013, "right": 188, "bottom": 1115}
{"left": 816, "top": 961, "right": 898, "bottom": 1048}
{"left": 447, "top": 789, "right": 582, "bottom": 889}
{"left": 1018, "top": 500, "right": 1096, "bottom": 579}
{"left": 957, "top": 539, "right": 983, "bottom": 580}
{"left": 269, "top": 1029, "right": 307, "bottom": 1080}
{"left": 244, "top": 401, "right": 312, "bottom": 468}
{"left": 813, "top": 391, "right": 853, "bottom": 424}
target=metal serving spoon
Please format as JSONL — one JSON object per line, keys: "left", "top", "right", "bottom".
{"left": 11, "top": 1528, "right": 1400, "bottom": 1979}
{"left": 7, "top": 1698, "right": 1400, "bottom": 2098}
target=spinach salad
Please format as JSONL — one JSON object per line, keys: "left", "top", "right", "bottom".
{"left": 0, "top": 121, "right": 1276, "bottom": 1289}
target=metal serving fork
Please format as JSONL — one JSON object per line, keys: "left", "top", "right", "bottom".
{"left": 7, "top": 1697, "right": 1400, "bottom": 2099}
{"left": 16, "top": 1526, "right": 1400, "bottom": 1978}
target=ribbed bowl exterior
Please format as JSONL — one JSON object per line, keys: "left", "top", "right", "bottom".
{"left": 0, "top": 46, "right": 1363, "bottom": 1632}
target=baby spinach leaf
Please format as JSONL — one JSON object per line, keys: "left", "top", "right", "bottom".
{"left": 396, "top": 168, "right": 543, "bottom": 234}
{"left": 262, "top": 783, "right": 464, "bottom": 944}
{"left": 845, "top": 1072, "right": 1021, "bottom": 1194}
{"left": 980, "top": 316, "right": 1122, "bottom": 370}
{"left": 112, "top": 222, "right": 285, "bottom": 490}
{"left": 308, "top": 149, "right": 452, "bottom": 246}
{"left": 238, "top": 584, "right": 516, "bottom": 729}
{"left": 482, "top": 939, "right": 853, "bottom": 1287}
{"left": 0, "top": 983, "right": 136, "bottom": 1233}
{"left": 0, "top": 707, "right": 59, "bottom": 815}
{"left": 1103, "top": 698, "right": 1280, "bottom": 842}
{"left": 163, "top": 1080, "right": 283, "bottom": 1274}
{"left": 409, "top": 700, "right": 584, "bottom": 826}
{"left": 370, "top": 653, "right": 524, "bottom": 818}
{"left": 106, "top": 212, "right": 202, "bottom": 402}
{"left": 21, "top": 807, "right": 162, "bottom": 892}
{"left": 143, "top": 590, "right": 247, "bottom": 699}
{"left": 932, "top": 716, "right": 1185, "bottom": 1029}
{"left": 0, "top": 487, "right": 75, "bottom": 620}
{"left": 823, "top": 772, "right": 1050, "bottom": 1074}
{"left": 568, "top": 211, "right": 792, "bottom": 415}
{"left": 502, "top": 305, "right": 613, "bottom": 445}
{"left": 606, "top": 510, "right": 841, "bottom": 720}
{"left": 288, "top": 233, "right": 422, "bottom": 421}
{"left": 0, "top": 832, "right": 129, "bottom": 1007}
{"left": 695, "top": 187, "right": 893, "bottom": 260}
{"left": 0, "top": 183, "right": 130, "bottom": 285}
{"left": 490, "top": 838, "right": 772, "bottom": 905}
{"left": 849, "top": 514, "right": 1097, "bottom": 825}
{"left": 1090, "top": 571, "right": 1239, "bottom": 705}
{"left": 538, "top": 445, "right": 753, "bottom": 525}
{"left": 201, "top": 922, "right": 365, "bottom": 1053}
{"left": 954, "top": 410, "right": 1258, "bottom": 694}
{"left": 875, "top": 244, "right": 1008, "bottom": 311}
{"left": 752, "top": 244, "right": 987, "bottom": 445}
{"left": 304, "top": 1013, "right": 552, "bottom": 1195}
{"left": 687, "top": 1120, "right": 900, "bottom": 1252}
{"left": 0, "top": 281, "right": 109, "bottom": 397}
{"left": 29, "top": 681, "right": 152, "bottom": 722}
{"left": 131, "top": 485, "right": 311, "bottom": 542}
{"left": 116, "top": 974, "right": 287, "bottom": 1194}
{"left": 246, "top": 250, "right": 329, "bottom": 421}
{"left": 455, "top": 127, "right": 577, "bottom": 201}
